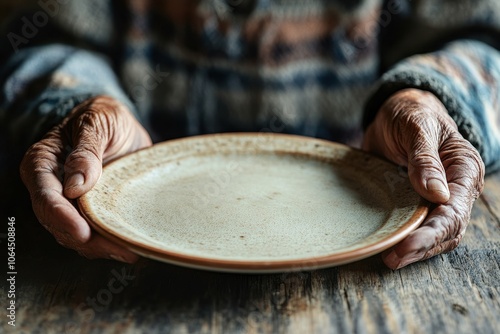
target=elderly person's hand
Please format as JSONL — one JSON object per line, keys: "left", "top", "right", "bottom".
{"left": 20, "top": 96, "right": 152, "bottom": 262}
{"left": 363, "top": 88, "right": 485, "bottom": 269}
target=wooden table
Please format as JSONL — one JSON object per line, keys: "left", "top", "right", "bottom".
{"left": 1, "top": 172, "right": 499, "bottom": 334}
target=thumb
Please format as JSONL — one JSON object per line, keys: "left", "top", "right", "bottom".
{"left": 407, "top": 136, "right": 450, "bottom": 204}
{"left": 62, "top": 97, "right": 152, "bottom": 199}
{"left": 63, "top": 111, "right": 108, "bottom": 199}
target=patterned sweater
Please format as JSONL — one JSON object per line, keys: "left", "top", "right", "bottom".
{"left": 1, "top": 0, "right": 500, "bottom": 174}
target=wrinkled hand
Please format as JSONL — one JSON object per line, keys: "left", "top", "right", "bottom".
{"left": 20, "top": 96, "right": 152, "bottom": 262}
{"left": 363, "top": 88, "right": 485, "bottom": 269}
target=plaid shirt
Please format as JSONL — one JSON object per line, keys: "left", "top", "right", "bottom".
{"left": 1, "top": 0, "right": 500, "bottom": 173}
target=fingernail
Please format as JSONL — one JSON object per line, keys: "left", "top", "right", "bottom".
{"left": 427, "top": 179, "right": 450, "bottom": 199}
{"left": 382, "top": 250, "right": 402, "bottom": 269}
{"left": 384, "top": 250, "right": 427, "bottom": 269}
{"left": 66, "top": 173, "right": 84, "bottom": 189}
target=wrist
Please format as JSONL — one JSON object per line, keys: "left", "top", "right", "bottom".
{"left": 381, "top": 89, "right": 448, "bottom": 117}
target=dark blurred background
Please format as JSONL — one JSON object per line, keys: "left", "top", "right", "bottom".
{"left": 0, "top": 0, "right": 31, "bottom": 22}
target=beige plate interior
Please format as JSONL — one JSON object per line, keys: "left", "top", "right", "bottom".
{"left": 78, "top": 133, "right": 428, "bottom": 273}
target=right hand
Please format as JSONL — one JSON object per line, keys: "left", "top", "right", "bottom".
{"left": 20, "top": 96, "right": 152, "bottom": 262}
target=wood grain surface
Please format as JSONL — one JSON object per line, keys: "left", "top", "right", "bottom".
{"left": 1, "top": 173, "right": 499, "bottom": 334}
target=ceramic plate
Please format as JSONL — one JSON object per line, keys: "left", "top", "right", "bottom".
{"left": 78, "top": 133, "right": 428, "bottom": 273}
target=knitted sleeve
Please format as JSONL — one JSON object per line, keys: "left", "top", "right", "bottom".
{"left": 0, "top": 0, "right": 135, "bottom": 151}
{"left": 365, "top": 0, "right": 500, "bottom": 173}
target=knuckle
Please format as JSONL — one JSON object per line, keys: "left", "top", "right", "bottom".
{"left": 393, "top": 114, "right": 445, "bottom": 165}
{"left": 422, "top": 246, "right": 441, "bottom": 261}
{"left": 441, "top": 136, "right": 485, "bottom": 197}
{"left": 52, "top": 229, "right": 83, "bottom": 250}
{"left": 408, "top": 150, "right": 441, "bottom": 170}
{"left": 70, "top": 114, "right": 113, "bottom": 154}
{"left": 66, "top": 147, "right": 100, "bottom": 166}
{"left": 20, "top": 140, "right": 66, "bottom": 183}
{"left": 72, "top": 97, "right": 122, "bottom": 129}
{"left": 31, "top": 189, "right": 62, "bottom": 224}
{"left": 21, "top": 142, "right": 50, "bottom": 169}
{"left": 393, "top": 111, "right": 429, "bottom": 141}
{"left": 426, "top": 206, "right": 467, "bottom": 244}
{"left": 73, "top": 113, "right": 106, "bottom": 142}
{"left": 444, "top": 238, "right": 461, "bottom": 253}
{"left": 32, "top": 188, "right": 58, "bottom": 205}
{"left": 423, "top": 237, "right": 461, "bottom": 260}
{"left": 77, "top": 110, "right": 103, "bottom": 128}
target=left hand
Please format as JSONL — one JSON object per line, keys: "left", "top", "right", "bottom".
{"left": 363, "top": 88, "right": 485, "bottom": 269}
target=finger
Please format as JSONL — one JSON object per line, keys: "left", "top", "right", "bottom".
{"left": 73, "top": 233, "right": 139, "bottom": 263}
{"left": 63, "top": 110, "right": 108, "bottom": 199}
{"left": 34, "top": 190, "right": 93, "bottom": 244}
{"left": 405, "top": 118, "right": 450, "bottom": 204}
{"left": 102, "top": 116, "right": 152, "bottom": 163}
{"left": 382, "top": 138, "right": 484, "bottom": 269}
{"left": 33, "top": 188, "right": 138, "bottom": 263}
{"left": 382, "top": 198, "right": 467, "bottom": 269}
{"left": 382, "top": 238, "right": 462, "bottom": 270}
{"left": 20, "top": 98, "right": 148, "bottom": 261}
{"left": 21, "top": 141, "right": 139, "bottom": 262}
{"left": 20, "top": 140, "right": 92, "bottom": 244}
{"left": 63, "top": 100, "right": 152, "bottom": 199}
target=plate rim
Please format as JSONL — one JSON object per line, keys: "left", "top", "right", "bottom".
{"left": 78, "top": 132, "right": 429, "bottom": 273}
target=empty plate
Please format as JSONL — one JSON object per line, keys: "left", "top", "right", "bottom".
{"left": 78, "top": 133, "right": 428, "bottom": 273}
